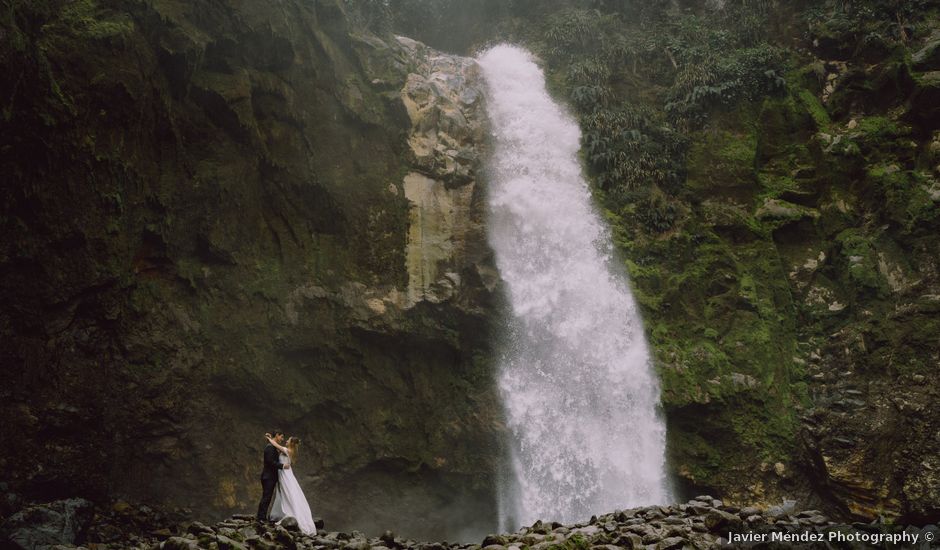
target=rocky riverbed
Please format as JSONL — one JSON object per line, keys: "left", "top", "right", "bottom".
{"left": 4, "top": 495, "right": 938, "bottom": 550}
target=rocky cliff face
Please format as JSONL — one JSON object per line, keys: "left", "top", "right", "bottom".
{"left": 627, "top": 21, "right": 940, "bottom": 524}
{"left": 0, "top": 0, "right": 498, "bottom": 540}
{"left": 654, "top": 52, "right": 940, "bottom": 523}
{"left": 785, "top": 34, "right": 940, "bottom": 524}
{"left": 382, "top": 1, "right": 940, "bottom": 525}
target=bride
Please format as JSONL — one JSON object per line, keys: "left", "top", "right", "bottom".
{"left": 264, "top": 433, "right": 317, "bottom": 535}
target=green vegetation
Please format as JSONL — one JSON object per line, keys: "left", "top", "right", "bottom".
{"left": 548, "top": 532, "right": 591, "bottom": 550}
{"left": 797, "top": 88, "right": 831, "bottom": 130}
{"left": 54, "top": 0, "right": 135, "bottom": 40}
{"left": 804, "top": 0, "right": 934, "bottom": 49}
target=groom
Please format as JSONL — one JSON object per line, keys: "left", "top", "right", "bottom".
{"left": 256, "top": 428, "right": 290, "bottom": 521}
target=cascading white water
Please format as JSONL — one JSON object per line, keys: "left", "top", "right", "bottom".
{"left": 477, "top": 45, "right": 671, "bottom": 530}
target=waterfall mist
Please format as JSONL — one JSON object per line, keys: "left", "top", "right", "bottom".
{"left": 477, "top": 45, "right": 671, "bottom": 530}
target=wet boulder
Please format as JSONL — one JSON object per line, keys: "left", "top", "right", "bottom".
{"left": 2, "top": 498, "right": 94, "bottom": 549}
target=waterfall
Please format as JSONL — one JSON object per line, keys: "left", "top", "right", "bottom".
{"left": 477, "top": 45, "right": 671, "bottom": 530}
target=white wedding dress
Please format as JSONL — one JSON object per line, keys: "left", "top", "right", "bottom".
{"left": 269, "top": 451, "right": 317, "bottom": 535}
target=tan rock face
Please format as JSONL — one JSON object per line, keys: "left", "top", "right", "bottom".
{"left": 397, "top": 37, "right": 493, "bottom": 308}
{"left": 403, "top": 172, "right": 473, "bottom": 304}
{"left": 399, "top": 37, "right": 484, "bottom": 183}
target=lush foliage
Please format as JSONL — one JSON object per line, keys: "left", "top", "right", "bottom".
{"left": 523, "top": 3, "right": 790, "bottom": 234}
{"left": 805, "top": 0, "right": 935, "bottom": 46}
{"left": 580, "top": 107, "right": 687, "bottom": 201}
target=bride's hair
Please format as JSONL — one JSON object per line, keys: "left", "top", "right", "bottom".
{"left": 287, "top": 437, "right": 301, "bottom": 463}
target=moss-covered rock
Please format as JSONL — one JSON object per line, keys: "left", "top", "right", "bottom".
{"left": 605, "top": 10, "right": 940, "bottom": 522}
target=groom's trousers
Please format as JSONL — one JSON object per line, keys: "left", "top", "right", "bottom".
{"left": 257, "top": 477, "right": 277, "bottom": 520}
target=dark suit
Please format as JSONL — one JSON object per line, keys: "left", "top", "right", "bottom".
{"left": 256, "top": 443, "right": 284, "bottom": 520}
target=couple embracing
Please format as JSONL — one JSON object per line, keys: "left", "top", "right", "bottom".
{"left": 256, "top": 429, "right": 317, "bottom": 535}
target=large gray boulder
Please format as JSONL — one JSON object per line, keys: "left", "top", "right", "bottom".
{"left": 2, "top": 498, "right": 94, "bottom": 550}
{"left": 913, "top": 30, "right": 940, "bottom": 71}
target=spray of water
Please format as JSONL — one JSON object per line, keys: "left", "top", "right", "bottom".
{"left": 477, "top": 45, "right": 671, "bottom": 530}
